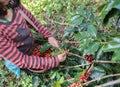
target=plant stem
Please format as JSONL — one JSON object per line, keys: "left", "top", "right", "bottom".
{"left": 68, "top": 52, "right": 85, "bottom": 60}
{"left": 67, "top": 52, "right": 120, "bottom": 64}
{"left": 61, "top": 63, "right": 90, "bottom": 70}
{"left": 66, "top": 78, "right": 75, "bottom": 81}
{"left": 95, "top": 60, "right": 120, "bottom": 64}
{"left": 95, "top": 79, "right": 120, "bottom": 87}
{"left": 88, "top": 62, "right": 94, "bottom": 72}
{"left": 57, "top": 63, "right": 90, "bottom": 72}
{"left": 83, "top": 73, "right": 120, "bottom": 86}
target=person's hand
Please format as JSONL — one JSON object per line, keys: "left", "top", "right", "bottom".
{"left": 48, "top": 37, "right": 59, "bottom": 48}
{"left": 57, "top": 52, "right": 67, "bottom": 62}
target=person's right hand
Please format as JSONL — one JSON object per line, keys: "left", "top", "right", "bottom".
{"left": 57, "top": 52, "right": 67, "bottom": 62}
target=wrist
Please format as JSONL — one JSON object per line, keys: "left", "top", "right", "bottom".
{"left": 55, "top": 56, "right": 60, "bottom": 66}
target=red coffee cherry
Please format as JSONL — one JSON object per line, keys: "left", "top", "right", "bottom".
{"left": 85, "top": 71, "right": 92, "bottom": 77}
{"left": 88, "top": 54, "right": 92, "bottom": 57}
{"left": 79, "top": 75, "right": 88, "bottom": 82}
{"left": 84, "top": 54, "right": 93, "bottom": 63}
{"left": 84, "top": 54, "right": 89, "bottom": 59}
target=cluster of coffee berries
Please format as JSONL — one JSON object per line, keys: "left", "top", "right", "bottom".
{"left": 84, "top": 54, "right": 93, "bottom": 63}
{"left": 32, "top": 45, "right": 52, "bottom": 57}
{"left": 41, "top": 49, "right": 52, "bottom": 57}
{"left": 32, "top": 45, "right": 41, "bottom": 56}
{"left": 79, "top": 71, "right": 92, "bottom": 82}
{"left": 68, "top": 82, "right": 82, "bottom": 87}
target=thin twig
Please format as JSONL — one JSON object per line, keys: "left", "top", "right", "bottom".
{"left": 95, "top": 79, "right": 120, "bottom": 87}
{"left": 95, "top": 60, "right": 120, "bottom": 64}
{"left": 66, "top": 78, "right": 75, "bottom": 82}
{"left": 62, "top": 63, "right": 90, "bottom": 69}
{"left": 83, "top": 73, "right": 120, "bottom": 86}
{"left": 68, "top": 52, "right": 85, "bottom": 60}
{"left": 58, "top": 63, "right": 90, "bottom": 72}
{"left": 67, "top": 52, "right": 120, "bottom": 64}
{"left": 88, "top": 62, "right": 94, "bottom": 72}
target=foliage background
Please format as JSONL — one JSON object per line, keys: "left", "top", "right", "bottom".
{"left": 0, "top": 0, "right": 120, "bottom": 87}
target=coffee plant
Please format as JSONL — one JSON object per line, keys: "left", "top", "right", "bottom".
{"left": 0, "top": 0, "right": 120, "bottom": 87}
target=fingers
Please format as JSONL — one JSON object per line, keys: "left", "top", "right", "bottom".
{"left": 48, "top": 37, "right": 59, "bottom": 48}
{"left": 61, "top": 53, "right": 66, "bottom": 57}
{"left": 57, "top": 52, "right": 67, "bottom": 62}
{"left": 49, "top": 40, "right": 59, "bottom": 48}
{"left": 63, "top": 54, "right": 66, "bottom": 59}
{"left": 60, "top": 49, "right": 69, "bottom": 58}
{"left": 61, "top": 52, "right": 67, "bottom": 59}
{"left": 53, "top": 41, "right": 59, "bottom": 48}
{"left": 56, "top": 43, "right": 59, "bottom": 48}
{"left": 54, "top": 43, "right": 59, "bottom": 48}
{"left": 54, "top": 40, "right": 59, "bottom": 48}
{"left": 63, "top": 53, "right": 66, "bottom": 56}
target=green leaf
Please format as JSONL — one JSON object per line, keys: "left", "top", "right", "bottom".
{"left": 74, "top": 72, "right": 81, "bottom": 81}
{"left": 52, "top": 50, "right": 62, "bottom": 56}
{"left": 112, "top": 37, "right": 120, "bottom": 43}
{"left": 33, "top": 76, "right": 39, "bottom": 87}
{"left": 100, "top": 1, "right": 114, "bottom": 20}
{"left": 112, "top": 49, "right": 120, "bottom": 61}
{"left": 52, "top": 81, "right": 61, "bottom": 87}
{"left": 97, "top": 3, "right": 107, "bottom": 12}
{"left": 71, "top": 15, "right": 84, "bottom": 26}
{"left": 103, "top": 8, "right": 118, "bottom": 24}
{"left": 113, "top": 0, "right": 120, "bottom": 9}
{"left": 77, "top": 6, "right": 85, "bottom": 16}
{"left": 75, "top": 32, "right": 90, "bottom": 41}
{"left": 81, "top": 70, "right": 86, "bottom": 75}
{"left": 87, "top": 24, "right": 97, "bottom": 37}
{"left": 100, "top": 0, "right": 120, "bottom": 23}
{"left": 84, "top": 42, "right": 100, "bottom": 54}
{"left": 96, "top": 46, "right": 103, "bottom": 60}
{"left": 75, "top": 33, "right": 81, "bottom": 41}
{"left": 86, "top": 10, "right": 94, "bottom": 20}
{"left": 59, "top": 76, "right": 64, "bottom": 84}
{"left": 65, "top": 27, "right": 75, "bottom": 33}
{"left": 91, "top": 66, "right": 106, "bottom": 79}
{"left": 40, "top": 20, "right": 47, "bottom": 25}
{"left": 71, "top": 15, "right": 80, "bottom": 22}
{"left": 40, "top": 43, "right": 51, "bottom": 53}
{"left": 78, "top": 38, "right": 92, "bottom": 51}
{"left": 50, "top": 72, "right": 57, "bottom": 80}
{"left": 103, "top": 37, "right": 120, "bottom": 52}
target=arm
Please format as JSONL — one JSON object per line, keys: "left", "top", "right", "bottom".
{"left": 0, "top": 35, "right": 59, "bottom": 70}
{"left": 18, "top": 4, "right": 59, "bottom": 48}
{"left": 18, "top": 4, "right": 53, "bottom": 38}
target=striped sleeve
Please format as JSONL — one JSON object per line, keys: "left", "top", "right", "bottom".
{"left": 18, "top": 4, "right": 53, "bottom": 38}
{"left": 0, "top": 35, "right": 59, "bottom": 70}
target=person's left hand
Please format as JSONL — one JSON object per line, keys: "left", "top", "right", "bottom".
{"left": 48, "top": 37, "right": 59, "bottom": 48}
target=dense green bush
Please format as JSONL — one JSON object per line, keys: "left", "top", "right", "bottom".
{"left": 0, "top": 0, "right": 120, "bottom": 87}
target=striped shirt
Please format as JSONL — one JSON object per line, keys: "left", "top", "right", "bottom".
{"left": 0, "top": 4, "right": 59, "bottom": 70}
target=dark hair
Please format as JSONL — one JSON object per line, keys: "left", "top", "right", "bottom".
{"left": 0, "top": 0, "right": 20, "bottom": 17}
{"left": 8, "top": 0, "right": 21, "bottom": 8}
